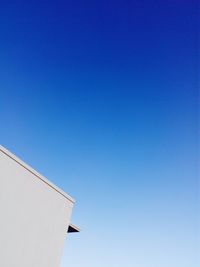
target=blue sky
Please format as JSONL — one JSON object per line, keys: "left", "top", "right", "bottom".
{"left": 0, "top": 0, "right": 198, "bottom": 266}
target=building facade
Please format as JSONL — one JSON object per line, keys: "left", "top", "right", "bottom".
{"left": 0, "top": 145, "right": 78, "bottom": 267}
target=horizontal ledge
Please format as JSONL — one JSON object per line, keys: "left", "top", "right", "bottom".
{"left": 68, "top": 224, "right": 80, "bottom": 233}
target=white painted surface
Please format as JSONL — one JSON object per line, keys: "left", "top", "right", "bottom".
{"left": 0, "top": 146, "right": 75, "bottom": 267}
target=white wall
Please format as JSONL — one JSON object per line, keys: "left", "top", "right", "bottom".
{"left": 0, "top": 147, "right": 74, "bottom": 267}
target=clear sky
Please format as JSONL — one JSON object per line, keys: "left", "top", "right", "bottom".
{"left": 0, "top": 0, "right": 198, "bottom": 266}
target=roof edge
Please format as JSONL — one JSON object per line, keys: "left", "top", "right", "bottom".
{"left": 0, "top": 145, "right": 75, "bottom": 204}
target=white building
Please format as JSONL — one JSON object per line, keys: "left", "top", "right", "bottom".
{"left": 0, "top": 145, "right": 79, "bottom": 267}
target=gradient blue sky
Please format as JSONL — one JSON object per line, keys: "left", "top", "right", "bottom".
{"left": 0, "top": 0, "right": 199, "bottom": 266}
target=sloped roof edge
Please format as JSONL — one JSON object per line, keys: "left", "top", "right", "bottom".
{"left": 0, "top": 145, "right": 75, "bottom": 204}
